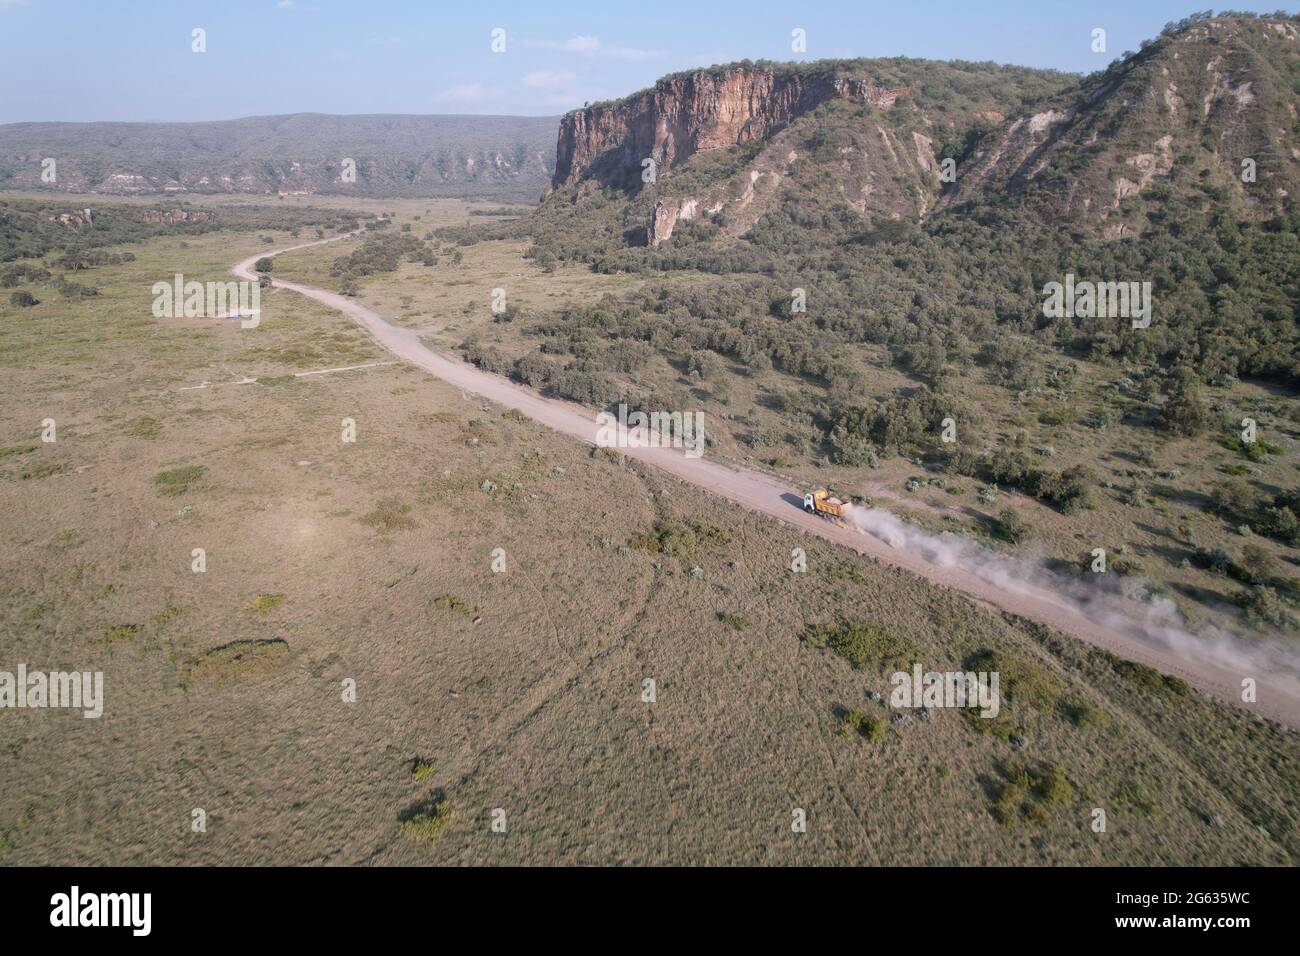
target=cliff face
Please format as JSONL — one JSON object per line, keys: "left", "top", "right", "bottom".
{"left": 552, "top": 66, "right": 906, "bottom": 190}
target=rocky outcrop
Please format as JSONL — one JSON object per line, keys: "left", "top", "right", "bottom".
{"left": 648, "top": 199, "right": 683, "bottom": 246}
{"left": 553, "top": 65, "right": 906, "bottom": 190}
{"left": 47, "top": 208, "right": 94, "bottom": 227}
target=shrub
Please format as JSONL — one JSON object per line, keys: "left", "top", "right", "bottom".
{"left": 991, "top": 760, "right": 1072, "bottom": 826}
{"left": 399, "top": 798, "right": 455, "bottom": 844}
{"left": 431, "top": 594, "right": 473, "bottom": 615}
{"left": 1112, "top": 659, "right": 1189, "bottom": 696}
{"left": 512, "top": 352, "right": 553, "bottom": 387}
{"left": 965, "top": 648, "right": 1064, "bottom": 711}
{"left": 802, "top": 620, "right": 916, "bottom": 673}
{"left": 18, "top": 461, "right": 63, "bottom": 480}
{"left": 1035, "top": 465, "right": 1095, "bottom": 514}
{"left": 1031, "top": 761, "right": 1073, "bottom": 806}
{"left": 716, "top": 612, "right": 749, "bottom": 631}
{"left": 360, "top": 497, "right": 418, "bottom": 533}
{"left": 104, "top": 624, "right": 142, "bottom": 643}
{"left": 10, "top": 290, "right": 39, "bottom": 307}
{"left": 629, "top": 521, "right": 731, "bottom": 560}
{"left": 153, "top": 465, "right": 205, "bottom": 496}
{"left": 1058, "top": 697, "right": 1107, "bottom": 728}
{"left": 838, "top": 707, "right": 886, "bottom": 743}
{"left": 254, "top": 257, "right": 274, "bottom": 273}
{"left": 243, "top": 593, "right": 285, "bottom": 614}
{"left": 1239, "top": 543, "right": 1278, "bottom": 584}
{"left": 1234, "top": 585, "right": 1293, "bottom": 629}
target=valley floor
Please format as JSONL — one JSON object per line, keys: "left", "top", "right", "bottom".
{"left": 237, "top": 234, "right": 1300, "bottom": 727}
{"left": 0, "top": 199, "right": 1296, "bottom": 865}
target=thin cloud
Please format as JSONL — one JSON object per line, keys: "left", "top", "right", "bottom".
{"left": 434, "top": 84, "right": 502, "bottom": 106}
{"left": 520, "top": 70, "right": 596, "bottom": 109}
{"left": 523, "top": 36, "right": 666, "bottom": 62}
{"left": 522, "top": 70, "right": 578, "bottom": 90}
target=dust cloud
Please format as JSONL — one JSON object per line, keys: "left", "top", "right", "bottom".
{"left": 846, "top": 504, "right": 1300, "bottom": 691}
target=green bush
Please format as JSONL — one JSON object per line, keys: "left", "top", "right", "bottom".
{"left": 360, "top": 497, "right": 418, "bottom": 533}
{"left": 153, "top": 465, "right": 205, "bottom": 496}
{"left": 965, "top": 648, "right": 1064, "bottom": 711}
{"left": 839, "top": 707, "right": 887, "bottom": 743}
{"left": 399, "top": 798, "right": 455, "bottom": 844}
{"left": 802, "top": 620, "right": 917, "bottom": 673}
{"left": 1112, "top": 659, "right": 1189, "bottom": 696}
{"left": 993, "top": 508, "right": 1030, "bottom": 544}
{"left": 243, "top": 593, "right": 285, "bottom": 614}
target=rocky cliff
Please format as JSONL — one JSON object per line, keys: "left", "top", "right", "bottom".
{"left": 552, "top": 65, "right": 906, "bottom": 190}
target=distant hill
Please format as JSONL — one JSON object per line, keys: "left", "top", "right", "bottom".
{"left": 0, "top": 113, "right": 559, "bottom": 201}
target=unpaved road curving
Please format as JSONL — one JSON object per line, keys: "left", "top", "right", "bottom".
{"left": 235, "top": 236, "right": 1300, "bottom": 727}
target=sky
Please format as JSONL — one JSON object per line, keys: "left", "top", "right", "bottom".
{"left": 1, "top": 1, "right": 1297, "bottom": 124}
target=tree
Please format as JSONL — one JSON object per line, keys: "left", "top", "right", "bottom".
{"left": 1159, "top": 365, "right": 1212, "bottom": 436}
{"left": 994, "top": 508, "right": 1031, "bottom": 544}
{"left": 1239, "top": 543, "right": 1277, "bottom": 584}
{"left": 254, "top": 257, "right": 274, "bottom": 273}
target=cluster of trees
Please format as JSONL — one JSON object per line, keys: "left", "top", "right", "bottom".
{"left": 828, "top": 389, "right": 949, "bottom": 464}
{"left": 330, "top": 229, "right": 435, "bottom": 291}
{"left": 1209, "top": 481, "right": 1300, "bottom": 547}
{"left": 53, "top": 249, "right": 134, "bottom": 271}
{"left": 973, "top": 451, "right": 1096, "bottom": 515}
{"left": 462, "top": 338, "right": 631, "bottom": 408}
{"left": 0, "top": 263, "right": 49, "bottom": 287}
{"left": 3, "top": 261, "right": 97, "bottom": 302}
{"left": 0, "top": 198, "right": 360, "bottom": 263}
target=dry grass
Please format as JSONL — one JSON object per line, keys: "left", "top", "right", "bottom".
{"left": 0, "top": 200, "right": 1295, "bottom": 866}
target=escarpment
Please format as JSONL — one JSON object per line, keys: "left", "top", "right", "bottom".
{"left": 552, "top": 65, "right": 907, "bottom": 191}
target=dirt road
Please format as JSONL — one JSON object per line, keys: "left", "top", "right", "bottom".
{"left": 234, "top": 237, "right": 1300, "bottom": 727}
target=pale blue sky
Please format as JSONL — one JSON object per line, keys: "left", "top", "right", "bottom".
{"left": 1, "top": 1, "right": 1296, "bottom": 123}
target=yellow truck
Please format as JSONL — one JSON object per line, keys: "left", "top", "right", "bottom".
{"left": 803, "top": 488, "right": 854, "bottom": 520}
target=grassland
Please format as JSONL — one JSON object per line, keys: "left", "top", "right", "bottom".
{"left": 0, "top": 198, "right": 1296, "bottom": 865}
{"left": 272, "top": 201, "right": 1300, "bottom": 650}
